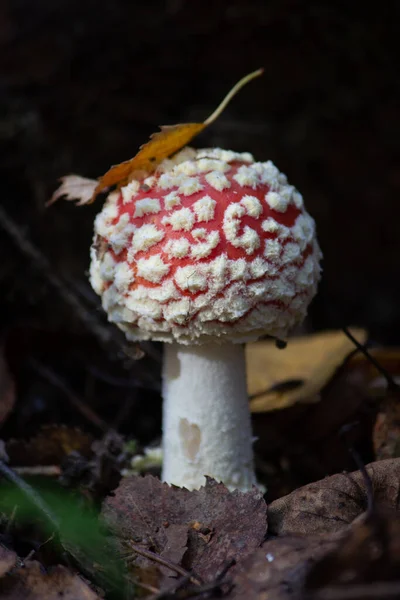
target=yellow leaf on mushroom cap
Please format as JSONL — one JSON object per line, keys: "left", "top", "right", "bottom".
{"left": 247, "top": 328, "right": 368, "bottom": 412}
{"left": 93, "top": 123, "right": 206, "bottom": 201}
{"left": 49, "top": 69, "right": 263, "bottom": 206}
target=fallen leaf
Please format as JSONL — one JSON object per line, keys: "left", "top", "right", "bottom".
{"left": 228, "top": 508, "right": 400, "bottom": 600}
{"left": 0, "top": 546, "right": 17, "bottom": 578}
{"left": 93, "top": 122, "right": 206, "bottom": 200}
{"left": 227, "top": 534, "right": 340, "bottom": 600}
{"left": 0, "top": 347, "right": 15, "bottom": 425}
{"left": 248, "top": 328, "right": 367, "bottom": 412}
{"left": 268, "top": 458, "right": 400, "bottom": 536}
{"left": 305, "top": 508, "right": 400, "bottom": 597}
{"left": 47, "top": 175, "right": 98, "bottom": 206}
{"left": 50, "top": 69, "right": 263, "bottom": 205}
{"left": 103, "top": 475, "right": 267, "bottom": 581}
{"left": 0, "top": 561, "right": 100, "bottom": 599}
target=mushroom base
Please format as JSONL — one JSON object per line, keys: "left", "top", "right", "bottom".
{"left": 162, "top": 342, "right": 256, "bottom": 491}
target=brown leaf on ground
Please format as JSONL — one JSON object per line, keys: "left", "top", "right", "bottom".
{"left": 305, "top": 508, "right": 400, "bottom": 598}
{"left": 226, "top": 533, "right": 340, "bottom": 600}
{"left": 47, "top": 175, "right": 98, "bottom": 206}
{"left": 223, "top": 509, "right": 400, "bottom": 600}
{"left": 0, "top": 560, "right": 100, "bottom": 599}
{"left": 248, "top": 328, "right": 367, "bottom": 412}
{"left": 0, "top": 347, "right": 15, "bottom": 426}
{"left": 0, "top": 546, "right": 17, "bottom": 578}
{"left": 268, "top": 458, "right": 400, "bottom": 536}
{"left": 103, "top": 475, "right": 267, "bottom": 581}
{"left": 6, "top": 425, "right": 94, "bottom": 467}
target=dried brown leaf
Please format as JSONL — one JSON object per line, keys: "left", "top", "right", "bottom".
{"left": 227, "top": 534, "right": 340, "bottom": 600}
{"left": 305, "top": 508, "right": 400, "bottom": 595}
{"left": 0, "top": 560, "right": 100, "bottom": 599}
{"left": 268, "top": 458, "right": 400, "bottom": 536}
{"left": 248, "top": 328, "right": 367, "bottom": 412}
{"left": 102, "top": 475, "right": 267, "bottom": 581}
{"left": 228, "top": 509, "right": 400, "bottom": 600}
{"left": 47, "top": 175, "right": 98, "bottom": 206}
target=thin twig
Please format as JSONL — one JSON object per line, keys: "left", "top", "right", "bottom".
{"left": 30, "top": 358, "right": 109, "bottom": 433}
{"left": 14, "top": 466, "right": 61, "bottom": 477}
{"left": 23, "top": 533, "right": 55, "bottom": 563}
{"left": 130, "top": 577, "right": 160, "bottom": 595}
{"left": 127, "top": 541, "right": 203, "bottom": 586}
{"left": 342, "top": 326, "right": 399, "bottom": 392}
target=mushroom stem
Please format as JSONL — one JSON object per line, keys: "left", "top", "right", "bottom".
{"left": 162, "top": 342, "right": 256, "bottom": 490}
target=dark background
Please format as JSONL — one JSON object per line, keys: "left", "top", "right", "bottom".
{"left": 0, "top": 1, "right": 399, "bottom": 446}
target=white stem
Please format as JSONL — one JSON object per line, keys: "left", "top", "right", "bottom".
{"left": 162, "top": 342, "right": 256, "bottom": 491}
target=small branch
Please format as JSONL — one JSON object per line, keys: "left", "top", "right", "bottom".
{"left": 342, "top": 326, "right": 399, "bottom": 392}
{"left": 127, "top": 541, "right": 203, "bottom": 586}
{"left": 23, "top": 533, "right": 55, "bottom": 563}
{"left": 14, "top": 466, "right": 61, "bottom": 477}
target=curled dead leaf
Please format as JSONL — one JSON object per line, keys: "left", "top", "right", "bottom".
{"left": 305, "top": 508, "right": 400, "bottom": 597}
{"left": 47, "top": 175, "right": 98, "bottom": 206}
{"left": 228, "top": 534, "right": 340, "bottom": 600}
{"left": 247, "top": 328, "right": 367, "bottom": 412}
{"left": 268, "top": 458, "right": 400, "bottom": 536}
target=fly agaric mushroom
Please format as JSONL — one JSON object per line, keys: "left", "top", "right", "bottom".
{"left": 90, "top": 147, "right": 322, "bottom": 491}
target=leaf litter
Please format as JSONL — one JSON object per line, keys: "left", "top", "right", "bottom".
{"left": 4, "top": 63, "right": 400, "bottom": 599}
{"left": 1, "top": 331, "right": 400, "bottom": 598}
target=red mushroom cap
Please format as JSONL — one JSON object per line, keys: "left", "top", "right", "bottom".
{"left": 90, "top": 147, "right": 322, "bottom": 344}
